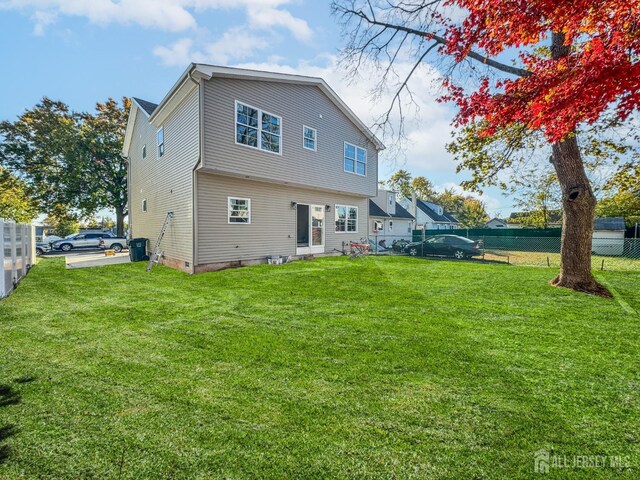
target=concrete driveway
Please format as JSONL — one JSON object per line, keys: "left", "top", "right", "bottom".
{"left": 43, "top": 250, "right": 131, "bottom": 269}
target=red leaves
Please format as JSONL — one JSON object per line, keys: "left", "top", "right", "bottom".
{"left": 442, "top": 0, "right": 640, "bottom": 142}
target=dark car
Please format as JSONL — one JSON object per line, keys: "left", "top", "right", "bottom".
{"left": 403, "top": 235, "right": 483, "bottom": 259}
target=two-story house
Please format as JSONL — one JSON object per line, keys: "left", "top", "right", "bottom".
{"left": 123, "top": 64, "right": 384, "bottom": 273}
{"left": 399, "top": 196, "right": 461, "bottom": 230}
{"left": 368, "top": 189, "right": 415, "bottom": 240}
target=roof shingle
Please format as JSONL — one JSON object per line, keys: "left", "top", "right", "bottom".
{"left": 133, "top": 97, "right": 158, "bottom": 116}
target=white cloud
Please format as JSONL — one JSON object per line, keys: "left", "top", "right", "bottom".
{"left": 31, "top": 9, "right": 57, "bottom": 36}
{"left": 246, "top": 6, "right": 312, "bottom": 42}
{"left": 1, "top": 0, "right": 312, "bottom": 40}
{"left": 153, "top": 38, "right": 197, "bottom": 67}
{"left": 154, "top": 29, "right": 272, "bottom": 66}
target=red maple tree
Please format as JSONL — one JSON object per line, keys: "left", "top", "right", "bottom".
{"left": 334, "top": 0, "right": 640, "bottom": 294}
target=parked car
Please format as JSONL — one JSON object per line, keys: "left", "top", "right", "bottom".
{"left": 35, "top": 242, "right": 52, "bottom": 257}
{"left": 391, "top": 239, "right": 411, "bottom": 252}
{"left": 98, "top": 236, "right": 127, "bottom": 253}
{"left": 51, "top": 232, "right": 118, "bottom": 252}
{"left": 43, "top": 235, "right": 63, "bottom": 244}
{"left": 403, "top": 235, "right": 483, "bottom": 259}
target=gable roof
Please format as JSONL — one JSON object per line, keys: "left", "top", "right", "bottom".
{"left": 369, "top": 199, "right": 415, "bottom": 220}
{"left": 132, "top": 97, "right": 158, "bottom": 116}
{"left": 391, "top": 202, "right": 415, "bottom": 219}
{"left": 369, "top": 199, "right": 388, "bottom": 217}
{"left": 150, "top": 63, "right": 384, "bottom": 150}
{"left": 416, "top": 199, "right": 460, "bottom": 224}
{"left": 594, "top": 217, "right": 625, "bottom": 231}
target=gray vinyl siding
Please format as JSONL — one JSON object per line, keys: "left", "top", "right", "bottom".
{"left": 197, "top": 172, "right": 369, "bottom": 264}
{"left": 128, "top": 86, "right": 199, "bottom": 264}
{"left": 202, "top": 78, "right": 378, "bottom": 197}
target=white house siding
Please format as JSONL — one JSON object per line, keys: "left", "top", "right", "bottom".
{"left": 196, "top": 172, "right": 369, "bottom": 266}
{"left": 370, "top": 218, "right": 413, "bottom": 237}
{"left": 128, "top": 86, "right": 199, "bottom": 268}
{"left": 201, "top": 77, "right": 378, "bottom": 198}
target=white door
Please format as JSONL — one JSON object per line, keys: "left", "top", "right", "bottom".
{"left": 296, "top": 204, "right": 325, "bottom": 255}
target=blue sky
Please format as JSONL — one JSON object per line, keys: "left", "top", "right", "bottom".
{"left": 0, "top": 0, "right": 513, "bottom": 216}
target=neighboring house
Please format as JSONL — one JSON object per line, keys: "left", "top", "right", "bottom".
{"left": 369, "top": 189, "right": 415, "bottom": 240}
{"left": 123, "top": 64, "right": 384, "bottom": 273}
{"left": 484, "top": 217, "right": 509, "bottom": 229}
{"left": 399, "top": 196, "right": 461, "bottom": 230}
{"left": 593, "top": 217, "right": 625, "bottom": 256}
{"left": 34, "top": 224, "right": 55, "bottom": 242}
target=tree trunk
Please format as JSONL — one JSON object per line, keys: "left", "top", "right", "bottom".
{"left": 115, "top": 206, "right": 125, "bottom": 238}
{"left": 549, "top": 136, "right": 609, "bottom": 295}
{"left": 546, "top": 31, "right": 610, "bottom": 296}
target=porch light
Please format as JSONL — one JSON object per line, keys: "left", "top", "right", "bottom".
{"left": 325, "top": 205, "right": 331, "bottom": 212}
{"left": 291, "top": 201, "right": 297, "bottom": 209}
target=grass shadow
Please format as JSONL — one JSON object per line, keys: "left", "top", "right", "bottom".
{"left": 0, "top": 383, "right": 24, "bottom": 465}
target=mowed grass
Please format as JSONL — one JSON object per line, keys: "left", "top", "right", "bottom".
{"left": 0, "top": 256, "right": 638, "bottom": 479}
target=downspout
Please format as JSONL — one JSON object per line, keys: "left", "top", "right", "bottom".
{"left": 125, "top": 155, "right": 130, "bottom": 240}
{"left": 189, "top": 68, "right": 202, "bottom": 273}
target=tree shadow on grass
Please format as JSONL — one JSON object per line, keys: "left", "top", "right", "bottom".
{"left": 0, "top": 382, "right": 25, "bottom": 465}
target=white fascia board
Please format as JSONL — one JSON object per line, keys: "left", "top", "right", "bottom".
{"left": 121, "top": 103, "right": 139, "bottom": 158}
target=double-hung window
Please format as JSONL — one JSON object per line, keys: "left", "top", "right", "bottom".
{"left": 303, "top": 126, "right": 316, "bottom": 151}
{"left": 335, "top": 205, "right": 358, "bottom": 233}
{"left": 344, "top": 142, "right": 367, "bottom": 175}
{"left": 235, "top": 101, "right": 281, "bottom": 154}
{"left": 228, "top": 197, "right": 251, "bottom": 224}
{"left": 157, "top": 127, "right": 164, "bottom": 157}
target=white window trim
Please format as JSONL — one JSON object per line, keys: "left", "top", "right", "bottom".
{"left": 141, "top": 198, "right": 147, "bottom": 213}
{"left": 334, "top": 204, "right": 358, "bottom": 233}
{"left": 234, "top": 100, "right": 283, "bottom": 156}
{"left": 227, "top": 197, "right": 251, "bottom": 225}
{"left": 157, "top": 127, "right": 164, "bottom": 157}
{"left": 343, "top": 142, "right": 367, "bottom": 176}
{"left": 302, "top": 125, "right": 317, "bottom": 151}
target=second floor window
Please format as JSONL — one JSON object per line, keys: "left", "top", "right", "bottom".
{"left": 236, "top": 101, "right": 281, "bottom": 154}
{"left": 344, "top": 142, "right": 367, "bottom": 176}
{"left": 157, "top": 127, "right": 164, "bottom": 157}
{"left": 303, "top": 126, "right": 316, "bottom": 151}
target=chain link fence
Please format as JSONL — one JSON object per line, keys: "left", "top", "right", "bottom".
{"left": 368, "top": 233, "right": 640, "bottom": 272}
{"left": 480, "top": 236, "right": 640, "bottom": 271}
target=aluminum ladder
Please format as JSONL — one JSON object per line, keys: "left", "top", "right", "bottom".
{"left": 146, "top": 211, "right": 174, "bottom": 272}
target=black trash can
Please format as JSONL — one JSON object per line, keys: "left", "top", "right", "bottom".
{"left": 128, "top": 238, "right": 148, "bottom": 262}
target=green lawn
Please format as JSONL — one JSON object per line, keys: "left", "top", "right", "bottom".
{"left": 0, "top": 257, "right": 638, "bottom": 479}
